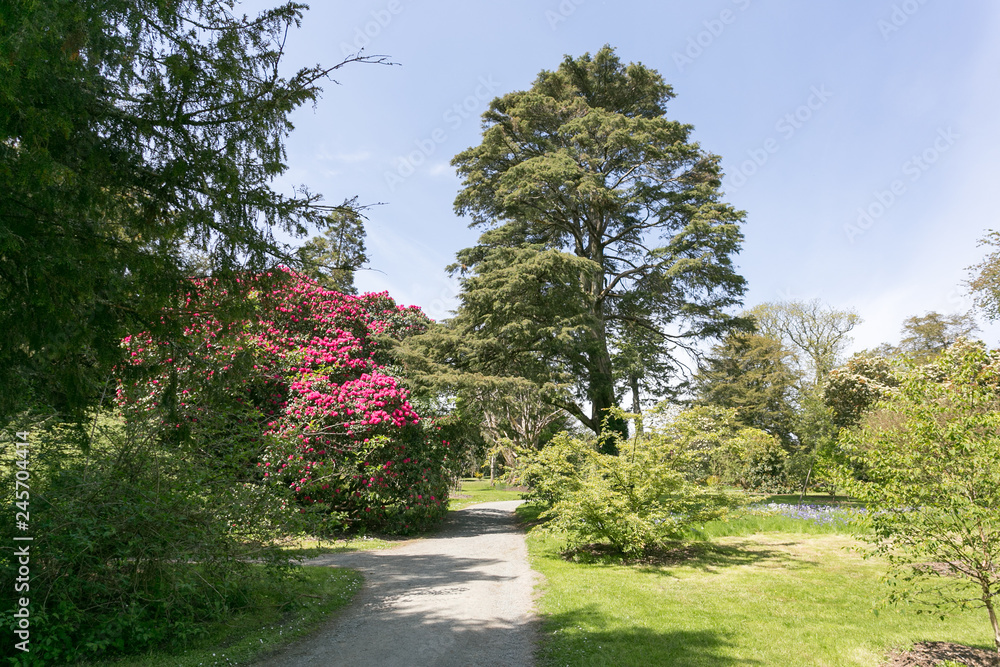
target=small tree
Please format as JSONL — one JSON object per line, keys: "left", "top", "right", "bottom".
{"left": 841, "top": 339, "right": 1000, "bottom": 657}
{"left": 295, "top": 209, "right": 369, "bottom": 294}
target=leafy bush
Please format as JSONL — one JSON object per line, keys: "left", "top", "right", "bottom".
{"left": 0, "top": 414, "right": 297, "bottom": 665}
{"left": 518, "top": 433, "right": 592, "bottom": 506}
{"left": 708, "top": 427, "right": 787, "bottom": 492}
{"left": 522, "top": 420, "right": 747, "bottom": 556}
{"left": 655, "top": 406, "right": 788, "bottom": 491}
{"left": 118, "top": 269, "right": 457, "bottom": 535}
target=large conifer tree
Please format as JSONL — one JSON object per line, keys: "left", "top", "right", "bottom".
{"left": 445, "top": 46, "right": 748, "bottom": 452}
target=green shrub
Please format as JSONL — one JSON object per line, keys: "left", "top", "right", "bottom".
{"left": 518, "top": 433, "right": 591, "bottom": 506}
{"left": 709, "top": 427, "right": 788, "bottom": 492}
{"left": 0, "top": 413, "right": 298, "bottom": 665}
{"left": 522, "top": 422, "right": 747, "bottom": 556}
{"left": 657, "top": 406, "right": 788, "bottom": 491}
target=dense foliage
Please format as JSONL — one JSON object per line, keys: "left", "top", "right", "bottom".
{"left": 0, "top": 414, "right": 299, "bottom": 665}
{"left": 0, "top": 0, "right": 383, "bottom": 423}
{"left": 118, "top": 269, "right": 454, "bottom": 535}
{"left": 659, "top": 406, "right": 788, "bottom": 492}
{"left": 440, "top": 46, "right": 748, "bottom": 450}
{"left": 842, "top": 340, "right": 1000, "bottom": 656}
{"left": 823, "top": 352, "right": 901, "bottom": 429}
{"left": 896, "top": 311, "right": 978, "bottom": 362}
{"left": 521, "top": 410, "right": 748, "bottom": 556}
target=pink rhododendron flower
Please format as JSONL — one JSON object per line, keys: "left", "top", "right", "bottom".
{"left": 117, "top": 269, "right": 453, "bottom": 535}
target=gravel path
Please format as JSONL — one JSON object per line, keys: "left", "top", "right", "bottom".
{"left": 255, "top": 500, "right": 540, "bottom": 667}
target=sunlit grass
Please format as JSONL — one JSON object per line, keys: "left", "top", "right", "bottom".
{"left": 448, "top": 477, "right": 525, "bottom": 510}
{"left": 517, "top": 504, "right": 992, "bottom": 666}
{"left": 685, "top": 502, "right": 870, "bottom": 540}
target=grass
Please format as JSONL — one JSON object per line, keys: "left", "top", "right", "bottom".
{"left": 90, "top": 566, "right": 362, "bottom": 667}
{"left": 518, "top": 504, "right": 994, "bottom": 666}
{"left": 277, "top": 534, "right": 407, "bottom": 559}
{"left": 685, "top": 503, "right": 870, "bottom": 540}
{"left": 448, "top": 477, "right": 526, "bottom": 510}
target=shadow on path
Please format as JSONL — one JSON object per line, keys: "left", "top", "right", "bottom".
{"left": 255, "top": 501, "right": 538, "bottom": 667}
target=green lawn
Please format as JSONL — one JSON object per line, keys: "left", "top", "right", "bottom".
{"left": 92, "top": 566, "right": 362, "bottom": 667}
{"left": 520, "top": 506, "right": 993, "bottom": 666}
{"left": 448, "top": 477, "right": 526, "bottom": 510}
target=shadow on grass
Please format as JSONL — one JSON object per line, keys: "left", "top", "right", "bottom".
{"left": 559, "top": 540, "right": 809, "bottom": 573}
{"left": 540, "top": 606, "right": 760, "bottom": 666}
{"left": 513, "top": 501, "right": 547, "bottom": 527}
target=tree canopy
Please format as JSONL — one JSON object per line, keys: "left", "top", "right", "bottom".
{"left": 968, "top": 230, "right": 1000, "bottom": 321}
{"left": 295, "top": 209, "right": 369, "bottom": 293}
{"left": 440, "top": 46, "right": 748, "bottom": 451}
{"left": 0, "top": 0, "right": 383, "bottom": 423}
{"left": 823, "top": 352, "right": 901, "bottom": 429}
{"left": 896, "top": 311, "right": 977, "bottom": 362}
{"left": 749, "top": 300, "right": 861, "bottom": 386}
{"left": 691, "top": 332, "right": 797, "bottom": 447}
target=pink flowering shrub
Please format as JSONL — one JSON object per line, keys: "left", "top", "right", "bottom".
{"left": 117, "top": 268, "right": 454, "bottom": 534}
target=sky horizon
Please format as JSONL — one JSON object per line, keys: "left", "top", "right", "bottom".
{"left": 246, "top": 0, "right": 1000, "bottom": 357}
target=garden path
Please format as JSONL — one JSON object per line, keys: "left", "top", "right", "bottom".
{"left": 255, "top": 500, "right": 539, "bottom": 667}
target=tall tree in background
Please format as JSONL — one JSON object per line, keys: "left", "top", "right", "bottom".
{"left": 0, "top": 0, "right": 385, "bottom": 422}
{"left": 447, "top": 46, "right": 748, "bottom": 452}
{"left": 691, "top": 332, "right": 797, "bottom": 448}
{"left": 749, "top": 300, "right": 861, "bottom": 386}
{"left": 295, "top": 209, "right": 369, "bottom": 293}
{"left": 896, "top": 311, "right": 978, "bottom": 362}
{"left": 824, "top": 352, "right": 900, "bottom": 429}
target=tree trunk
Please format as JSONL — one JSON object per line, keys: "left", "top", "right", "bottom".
{"left": 798, "top": 460, "right": 815, "bottom": 506}
{"left": 630, "top": 374, "right": 643, "bottom": 436}
{"left": 590, "top": 361, "right": 627, "bottom": 455}
{"left": 589, "top": 298, "right": 627, "bottom": 455}
{"left": 985, "top": 591, "right": 1000, "bottom": 658}
{"left": 489, "top": 452, "right": 496, "bottom": 485}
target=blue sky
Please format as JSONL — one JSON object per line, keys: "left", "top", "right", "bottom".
{"left": 249, "top": 0, "right": 1000, "bottom": 353}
